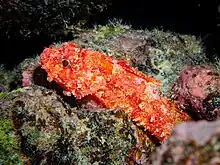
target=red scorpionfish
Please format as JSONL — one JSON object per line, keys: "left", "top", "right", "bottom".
{"left": 40, "top": 42, "right": 191, "bottom": 141}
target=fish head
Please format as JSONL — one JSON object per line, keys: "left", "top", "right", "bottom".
{"left": 40, "top": 42, "right": 85, "bottom": 93}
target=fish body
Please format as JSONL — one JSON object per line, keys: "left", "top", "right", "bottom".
{"left": 40, "top": 42, "right": 190, "bottom": 141}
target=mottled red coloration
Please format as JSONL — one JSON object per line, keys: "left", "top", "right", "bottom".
{"left": 40, "top": 42, "right": 190, "bottom": 141}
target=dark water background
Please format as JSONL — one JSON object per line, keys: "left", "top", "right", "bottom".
{"left": 1, "top": 0, "right": 220, "bottom": 68}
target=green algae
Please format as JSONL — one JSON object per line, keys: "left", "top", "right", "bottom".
{"left": 0, "top": 120, "right": 22, "bottom": 165}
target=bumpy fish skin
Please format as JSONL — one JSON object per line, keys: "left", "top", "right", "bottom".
{"left": 40, "top": 42, "right": 190, "bottom": 141}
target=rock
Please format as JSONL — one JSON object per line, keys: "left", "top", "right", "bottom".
{"left": 173, "top": 65, "right": 220, "bottom": 120}
{"left": 149, "top": 120, "right": 220, "bottom": 165}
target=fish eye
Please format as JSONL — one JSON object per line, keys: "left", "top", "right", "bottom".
{"left": 62, "top": 59, "right": 69, "bottom": 67}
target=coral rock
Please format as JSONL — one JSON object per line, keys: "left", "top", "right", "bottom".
{"left": 173, "top": 65, "right": 220, "bottom": 120}
{"left": 149, "top": 120, "right": 220, "bottom": 165}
